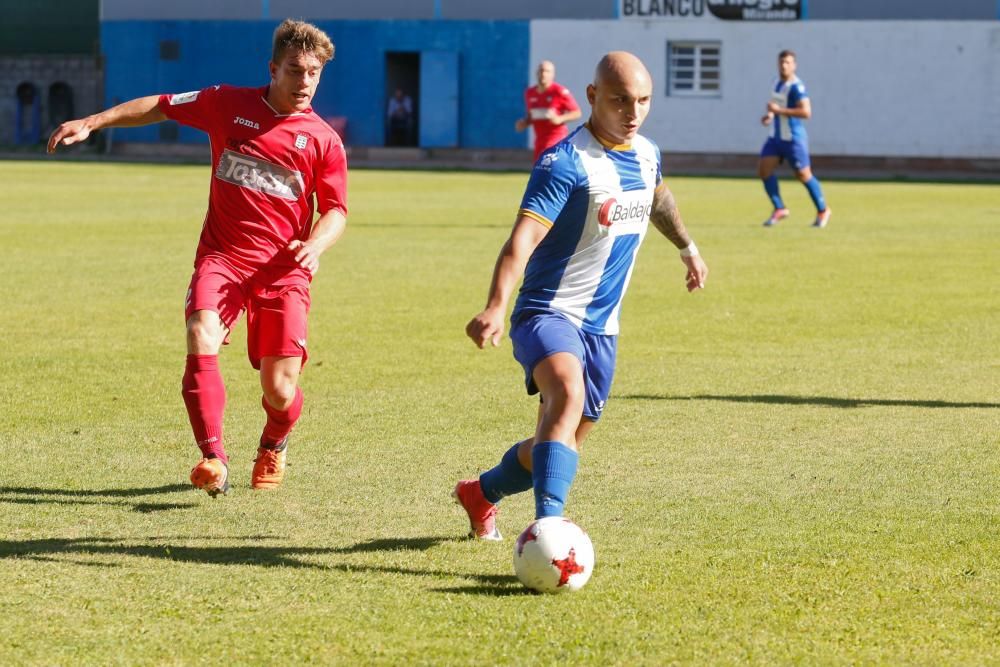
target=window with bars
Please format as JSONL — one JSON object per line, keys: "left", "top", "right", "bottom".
{"left": 667, "top": 42, "right": 721, "bottom": 97}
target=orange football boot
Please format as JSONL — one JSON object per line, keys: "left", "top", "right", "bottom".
{"left": 252, "top": 439, "right": 288, "bottom": 490}
{"left": 190, "top": 457, "right": 229, "bottom": 498}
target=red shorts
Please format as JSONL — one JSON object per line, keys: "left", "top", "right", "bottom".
{"left": 184, "top": 256, "right": 311, "bottom": 370}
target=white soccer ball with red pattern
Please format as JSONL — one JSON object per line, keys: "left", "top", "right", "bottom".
{"left": 513, "top": 517, "right": 595, "bottom": 593}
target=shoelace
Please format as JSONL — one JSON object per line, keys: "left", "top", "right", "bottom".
{"left": 255, "top": 449, "right": 281, "bottom": 473}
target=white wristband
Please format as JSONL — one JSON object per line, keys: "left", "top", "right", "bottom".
{"left": 680, "top": 241, "right": 699, "bottom": 258}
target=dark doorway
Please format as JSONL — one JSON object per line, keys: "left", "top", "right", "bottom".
{"left": 15, "top": 82, "right": 41, "bottom": 145}
{"left": 48, "top": 82, "right": 75, "bottom": 130}
{"left": 385, "top": 52, "right": 419, "bottom": 147}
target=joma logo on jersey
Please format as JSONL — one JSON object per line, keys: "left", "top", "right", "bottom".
{"left": 215, "top": 149, "right": 304, "bottom": 201}
{"left": 234, "top": 116, "right": 260, "bottom": 130}
{"left": 598, "top": 197, "right": 653, "bottom": 228}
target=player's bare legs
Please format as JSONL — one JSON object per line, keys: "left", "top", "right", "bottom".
{"left": 253, "top": 355, "right": 304, "bottom": 490}
{"left": 512, "top": 352, "right": 584, "bottom": 518}
{"left": 513, "top": 405, "right": 596, "bottom": 470}
{"left": 757, "top": 155, "right": 779, "bottom": 181}
{"left": 186, "top": 310, "right": 227, "bottom": 354}
{"left": 183, "top": 310, "right": 230, "bottom": 496}
{"left": 260, "top": 355, "right": 301, "bottom": 411}
{"left": 517, "top": 405, "right": 597, "bottom": 472}
{"left": 531, "top": 352, "right": 585, "bottom": 449}
{"left": 758, "top": 156, "right": 789, "bottom": 226}
{"left": 455, "top": 355, "right": 592, "bottom": 539}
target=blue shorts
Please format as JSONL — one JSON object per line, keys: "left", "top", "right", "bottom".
{"left": 510, "top": 311, "right": 617, "bottom": 421}
{"left": 760, "top": 137, "right": 810, "bottom": 170}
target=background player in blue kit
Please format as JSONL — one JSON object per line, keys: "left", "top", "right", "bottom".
{"left": 758, "top": 50, "right": 831, "bottom": 228}
{"left": 454, "top": 51, "right": 709, "bottom": 540}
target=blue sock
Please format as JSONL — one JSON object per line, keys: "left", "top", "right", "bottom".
{"left": 531, "top": 441, "right": 579, "bottom": 518}
{"left": 479, "top": 442, "right": 533, "bottom": 504}
{"left": 763, "top": 175, "right": 784, "bottom": 210}
{"left": 803, "top": 177, "right": 826, "bottom": 212}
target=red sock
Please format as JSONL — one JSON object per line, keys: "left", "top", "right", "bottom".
{"left": 261, "top": 386, "right": 303, "bottom": 446}
{"left": 181, "top": 354, "right": 227, "bottom": 463}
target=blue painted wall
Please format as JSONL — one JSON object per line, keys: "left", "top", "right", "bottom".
{"left": 101, "top": 20, "right": 529, "bottom": 147}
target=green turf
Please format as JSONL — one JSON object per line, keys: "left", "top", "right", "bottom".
{"left": 1, "top": 161, "right": 997, "bottom": 665}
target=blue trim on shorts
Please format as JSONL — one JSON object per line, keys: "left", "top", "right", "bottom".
{"left": 510, "top": 310, "right": 617, "bottom": 421}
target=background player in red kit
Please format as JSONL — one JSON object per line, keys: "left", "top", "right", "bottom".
{"left": 47, "top": 20, "right": 347, "bottom": 497}
{"left": 515, "top": 60, "right": 582, "bottom": 163}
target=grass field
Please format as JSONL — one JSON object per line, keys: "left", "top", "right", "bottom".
{"left": 1, "top": 160, "right": 997, "bottom": 665}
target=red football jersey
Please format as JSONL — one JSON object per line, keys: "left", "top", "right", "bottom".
{"left": 524, "top": 82, "right": 580, "bottom": 159}
{"left": 159, "top": 85, "right": 348, "bottom": 284}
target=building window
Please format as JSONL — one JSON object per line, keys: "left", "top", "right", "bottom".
{"left": 667, "top": 42, "right": 721, "bottom": 97}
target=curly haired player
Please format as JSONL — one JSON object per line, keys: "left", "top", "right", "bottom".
{"left": 48, "top": 20, "right": 348, "bottom": 496}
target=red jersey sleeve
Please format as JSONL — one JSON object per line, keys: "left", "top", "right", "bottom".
{"left": 558, "top": 86, "right": 580, "bottom": 114}
{"left": 314, "top": 137, "right": 348, "bottom": 216}
{"left": 158, "top": 85, "right": 225, "bottom": 133}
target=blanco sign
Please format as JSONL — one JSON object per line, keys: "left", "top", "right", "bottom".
{"left": 619, "top": 0, "right": 801, "bottom": 20}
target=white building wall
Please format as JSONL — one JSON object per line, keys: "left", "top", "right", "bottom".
{"left": 531, "top": 20, "right": 1000, "bottom": 159}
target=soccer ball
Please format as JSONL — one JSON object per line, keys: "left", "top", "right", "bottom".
{"left": 513, "top": 517, "right": 595, "bottom": 593}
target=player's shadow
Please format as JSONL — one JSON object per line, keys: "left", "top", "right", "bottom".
{"left": 0, "top": 535, "right": 523, "bottom": 595}
{"left": 329, "top": 536, "right": 463, "bottom": 553}
{"left": 0, "top": 536, "right": 338, "bottom": 568}
{"left": 428, "top": 571, "right": 529, "bottom": 596}
{"left": 0, "top": 483, "right": 197, "bottom": 513}
{"left": 618, "top": 394, "right": 1000, "bottom": 409}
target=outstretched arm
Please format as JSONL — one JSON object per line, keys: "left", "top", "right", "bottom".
{"left": 548, "top": 109, "right": 582, "bottom": 126}
{"left": 466, "top": 215, "right": 550, "bottom": 348}
{"left": 649, "top": 183, "right": 708, "bottom": 292}
{"left": 47, "top": 95, "right": 166, "bottom": 153}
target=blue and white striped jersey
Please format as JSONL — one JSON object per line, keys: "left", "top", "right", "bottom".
{"left": 769, "top": 76, "right": 808, "bottom": 142}
{"left": 512, "top": 124, "right": 662, "bottom": 336}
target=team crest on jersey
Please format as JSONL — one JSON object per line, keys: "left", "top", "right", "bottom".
{"left": 295, "top": 134, "right": 308, "bottom": 150}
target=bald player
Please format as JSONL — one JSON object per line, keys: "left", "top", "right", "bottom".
{"left": 454, "top": 52, "right": 709, "bottom": 540}
{"left": 515, "top": 60, "right": 582, "bottom": 163}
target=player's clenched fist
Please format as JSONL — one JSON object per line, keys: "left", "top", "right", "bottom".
{"left": 287, "top": 239, "right": 321, "bottom": 274}
{"left": 466, "top": 308, "right": 504, "bottom": 349}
